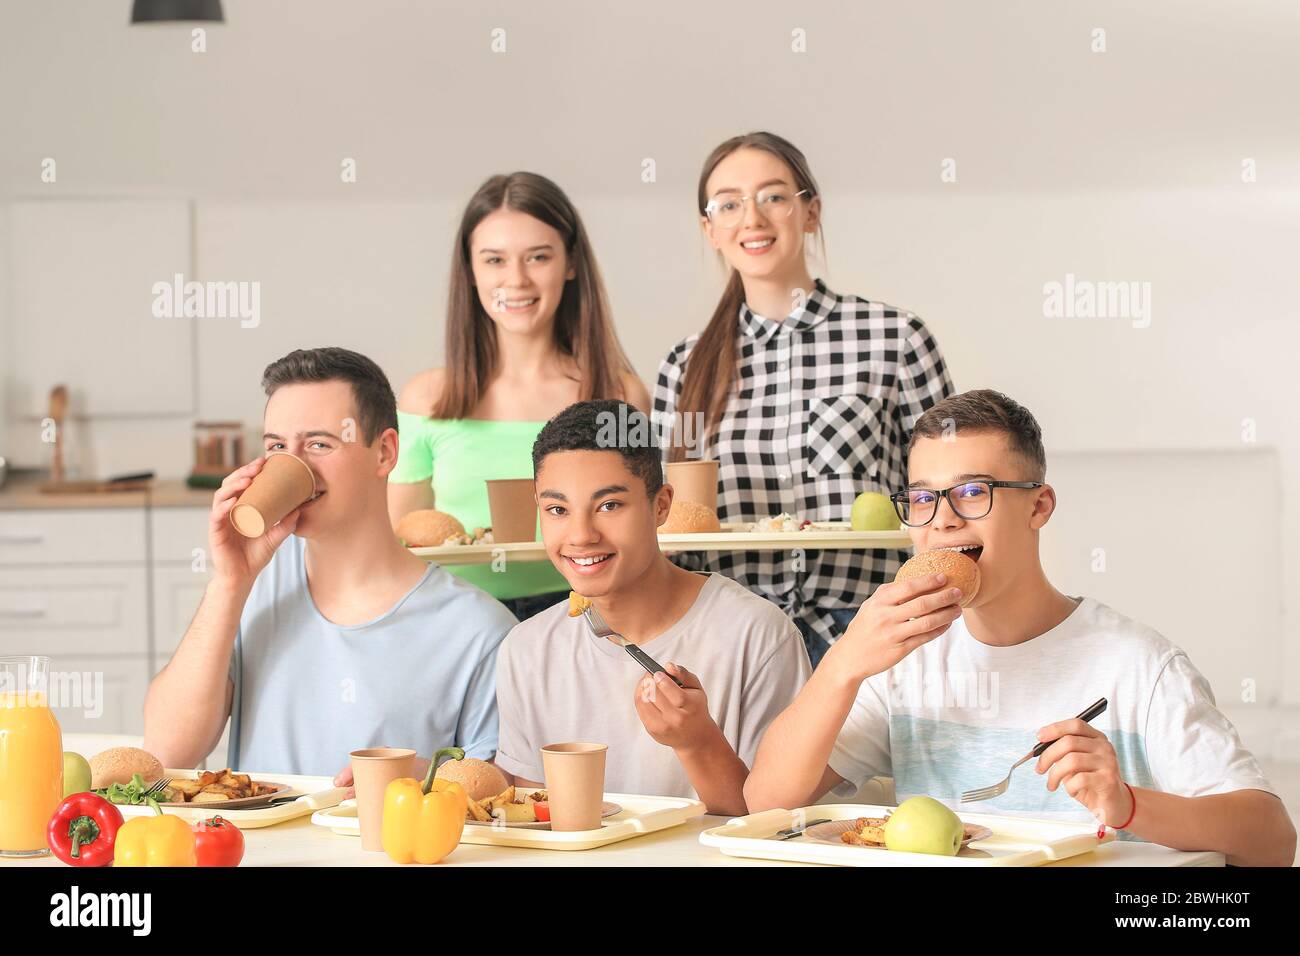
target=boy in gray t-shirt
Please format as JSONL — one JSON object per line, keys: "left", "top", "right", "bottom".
{"left": 494, "top": 401, "right": 811, "bottom": 814}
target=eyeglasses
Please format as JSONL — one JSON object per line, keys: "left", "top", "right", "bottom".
{"left": 889, "top": 480, "right": 1044, "bottom": 527}
{"left": 703, "top": 187, "right": 811, "bottom": 228}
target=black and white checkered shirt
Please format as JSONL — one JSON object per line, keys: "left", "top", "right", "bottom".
{"left": 652, "top": 279, "right": 955, "bottom": 650}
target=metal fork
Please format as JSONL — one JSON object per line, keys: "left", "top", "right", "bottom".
{"left": 959, "top": 698, "right": 1108, "bottom": 803}
{"left": 142, "top": 777, "right": 172, "bottom": 800}
{"left": 580, "top": 604, "right": 685, "bottom": 687}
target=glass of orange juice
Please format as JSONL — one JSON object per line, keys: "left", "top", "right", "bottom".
{"left": 0, "top": 656, "right": 64, "bottom": 857}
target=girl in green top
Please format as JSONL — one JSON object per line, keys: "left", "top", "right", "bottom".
{"left": 388, "top": 171, "right": 651, "bottom": 620}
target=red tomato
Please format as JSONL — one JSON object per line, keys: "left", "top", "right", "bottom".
{"left": 533, "top": 801, "right": 550, "bottom": 823}
{"left": 192, "top": 815, "right": 245, "bottom": 867}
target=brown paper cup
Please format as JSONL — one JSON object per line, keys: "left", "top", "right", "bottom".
{"left": 350, "top": 747, "right": 416, "bottom": 851}
{"left": 230, "top": 452, "right": 316, "bottom": 538}
{"left": 486, "top": 478, "right": 538, "bottom": 543}
{"left": 540, "top": 742, "right": 608, "bottom": 832}
{"left": 665, "top": 459, "right": 719, "bottom": 511}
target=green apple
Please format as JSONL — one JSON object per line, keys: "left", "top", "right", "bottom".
{"left": 850, "top": 491, "right": 900, "bottom": 531}
{"left": 884, "top": 796, "right": 965, "bottom": 856}
{"left": 62, "top": 751, "right": 92, "bottom": 797}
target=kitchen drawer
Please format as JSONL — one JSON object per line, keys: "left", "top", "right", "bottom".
{"left": 0, "top": 566, "right": 149, "bottom": 655}
{"left": 152, "top": 564, "right": 212, "bottom": 665}
{"left": 0, "top": 508, "right": 146, "bottom": 566}
{"left": 46, "top": 654, "right": 150, "bottom": 736}
{"left": 150, "top": 506, "right": 212, "bottom": 566}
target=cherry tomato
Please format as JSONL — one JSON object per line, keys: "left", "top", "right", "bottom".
{"left": 532, "top": 801, "right": 550, "bottom": 823}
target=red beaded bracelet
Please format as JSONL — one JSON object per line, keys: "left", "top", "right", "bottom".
{"left": 1098, "top": 782, "right": 1137, "bottom": 838}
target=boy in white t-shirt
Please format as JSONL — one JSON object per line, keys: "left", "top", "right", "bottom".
{"left": 746, "top": 389, "right": 1295, "bottom": 866}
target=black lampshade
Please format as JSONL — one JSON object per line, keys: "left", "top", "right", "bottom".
{"left": 130, "top": 0, "right": 224, "bottom": 23}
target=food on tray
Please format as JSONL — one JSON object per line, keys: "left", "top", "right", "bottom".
{"left": 745, "top": 512, "right": 811, "bottom": 532}
{"left": 660, "top": 500, "right": 722, "bottom": 533}
{"left": 465, "top": 786, "right": 549, "bottom": 824}
{"left": 840, "top": 816, "right": 889, "bottom": 847}
{"left": 89, "top": 746, "right": 164, "bottom": 789}
{"left": 396, "top": 509, "right": 493, "bottom": 547}
{"left": 883, "top": 796, "right": 965, "bottom": 856}
{"left": 163, "top": 768, "right": 279, "bottom": 804}
{"left": 850, "top": 491, "right": 901, "bottom": 531}
{"left": 894, "top": 547, "right": 980, "bottom": 606}
{"left": 433, "top": 756, "right": 510, "bottom": 802}
{"left": 568, "top": 591, "right": 593, "bottom": 617}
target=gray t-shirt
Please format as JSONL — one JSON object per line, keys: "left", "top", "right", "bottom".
{"left": 494, "top": 572, "right": 811, "bottom": 799}
{"left": 228, "top": 536, "right": 517, "bottom": 776}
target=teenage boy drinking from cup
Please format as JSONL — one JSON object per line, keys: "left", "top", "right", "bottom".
{"left": 492, "top": 400, "right": 811, "bottom": 815}
{"left": 145, "top": 348, "right": 516, "bottom": 779}
{"left": 745, "top": 389, "right": 1295, "bottom": 865}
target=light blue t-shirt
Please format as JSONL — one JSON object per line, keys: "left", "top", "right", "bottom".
{"left": 227, "top": 536, "right": 517, "bottom": 776}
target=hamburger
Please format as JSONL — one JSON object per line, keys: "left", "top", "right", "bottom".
{"left": 660, "top": 500, "right": 722, "bottom": 534}
{"left": 894, "top": 548, "right": 981, "bottom": 607}
{"left": 396, "top": 509, "right": 467, "bottom": 547}
{"left": 89, "top": 746, "right": 165, "bottom": 790}
{"left": 434, "top": 756, "right": 510, "bottom": 802}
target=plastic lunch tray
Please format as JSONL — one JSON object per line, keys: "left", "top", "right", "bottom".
{"left": 112, "top": 769, "right": 346, "bottom": 829}
{"left": 312, "top": 789, "right": 706, "bottom": 850}
{"left": 699, "top": 804, "right": 1115, "bottom": 867}
{"left": 410, "top": 523, "right": 912, "bottom": 565}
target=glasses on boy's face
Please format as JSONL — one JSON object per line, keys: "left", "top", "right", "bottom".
{"left": 889, "top": 480, "right": 1044, "bottom": 527}
{"left": 703, "top": 187, "right": 811, "bottom": 229}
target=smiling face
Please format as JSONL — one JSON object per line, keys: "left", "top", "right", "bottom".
{"left": 701, "top": 146, "right": 820, "bottom": 289}
{"left": 468, "top": 207, "right": 575, "bottom": 335}
{"left": 904, "top": 430, "right": 1056, "bottom": 610}
{"left": 536, "top": 449, "right": 673, "bottom": 600}
{"left": 262, "top": 379, "right": 398, "bottom": 538}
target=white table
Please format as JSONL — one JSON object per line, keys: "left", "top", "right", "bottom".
{"left": 8, "top": 801, "right": 1223, "bottom": 868}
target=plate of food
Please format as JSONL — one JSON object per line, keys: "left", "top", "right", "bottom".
{"left": 805, "top": 816, "right": 993, "bottom": 850}
{"left": 155, "top": 768, "right": 292, "bottom": 809}
{"left": 465, "top": 786, "right": 621, "bottom": 829}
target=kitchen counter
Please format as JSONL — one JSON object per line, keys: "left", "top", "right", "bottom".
{"left": 0, "top": 472, "right": 213, "bottom": 510}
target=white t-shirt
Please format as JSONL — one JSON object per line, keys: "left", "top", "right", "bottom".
{"left": 494, "top": 572, "right": 812, "bottom": 799}
{"left": 829, "top": 596, "right": 1275, "bottom": 832}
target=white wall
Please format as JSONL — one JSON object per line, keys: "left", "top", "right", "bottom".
{"left": 2, "top": 3, "right": 1297, "bottom": 730}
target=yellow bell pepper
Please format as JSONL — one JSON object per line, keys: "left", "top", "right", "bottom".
{"left": 382, "top": 747, "right": 468, "bottom": 864}
{"left": 114, "top": 807, "right": 197, "bottom": 867}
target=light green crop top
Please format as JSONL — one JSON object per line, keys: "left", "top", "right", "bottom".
{"left": 390, "top": 410, "right": 568, "bottom": 602}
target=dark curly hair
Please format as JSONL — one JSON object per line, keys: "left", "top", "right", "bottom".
{"left": 532, "top": 400, "right": 664, "bottom": 497}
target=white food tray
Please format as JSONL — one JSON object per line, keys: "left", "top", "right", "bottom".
{"left": 312, "top": 789, "right": 705, "bottom": 850}
{"left": 411, "top": 522, "right": 911, "bottom": 565}
{"left": 113, "top": 769, "right": 345, "bottom": 829}
{"left": 699, "top": 804, "right": 1114, "bottom": 867}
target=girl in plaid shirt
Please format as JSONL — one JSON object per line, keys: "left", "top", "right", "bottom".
{"left": 653, "top": 132, "right": 955, "bottom": 667}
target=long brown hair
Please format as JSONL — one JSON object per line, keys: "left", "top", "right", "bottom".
{"left": 669, "top": 132, "right": 823, "bottom": 462}
{"left": 433, "top": 172, "right": 633, "bottom": 419}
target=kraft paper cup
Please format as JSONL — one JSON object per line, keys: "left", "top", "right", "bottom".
{"left": 230, "top": 452, "right": 316, "bottom": 538}
{"left": 350, "top": 747, "right": 416, "bottom": 852}
{"left": 540, "top": 742, "right": 608, "bottom": 832}
{"left": 665, "top": 459, "right": 719, "bottom": 511}
{"left": 486, "top": 478, "right": 538, "bottom": 543}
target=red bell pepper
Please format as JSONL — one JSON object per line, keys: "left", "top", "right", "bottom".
{"left": 192, "top": 815, "right": 245, "bottom": 867}
{"left": 46, "top": 792, "right": 124, "bottom": 867}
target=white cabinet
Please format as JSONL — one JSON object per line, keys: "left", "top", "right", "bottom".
{"left": 152, "top": 564, "right": 212, "bottom": 667}
{"left": 0, "top": 566, "right": 149, "bottom": 657}
{"left": 0, "top": 509, "right": 145, "bottom": 565}
{"left": 48, "top": 655, "right": 151, "bottom": 736}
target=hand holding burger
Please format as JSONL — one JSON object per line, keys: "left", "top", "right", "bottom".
{"left": 821, "top": 551, "right": 976, "bottom": 684}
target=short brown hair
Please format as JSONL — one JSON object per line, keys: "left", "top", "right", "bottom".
{"left": 908, "top": 389, "right": 1047, "bottom": 480}
{"left": 261, "top": 347, "right": 397, "bottom": 445}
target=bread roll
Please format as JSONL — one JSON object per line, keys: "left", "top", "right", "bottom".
{"left": 89, "top": 747, "right": 165, "bottom": 789}
{"left": 660, "top": 500, "right": 722, "bottom": 534}
{"left": 894, "top": 548, "right": 981, "bottom": 606}
{"left": 434, "top": 756, "right": 510, "bottom": 802}
{"left": 396, "top": 509, "right": 467, "bottom": 547}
